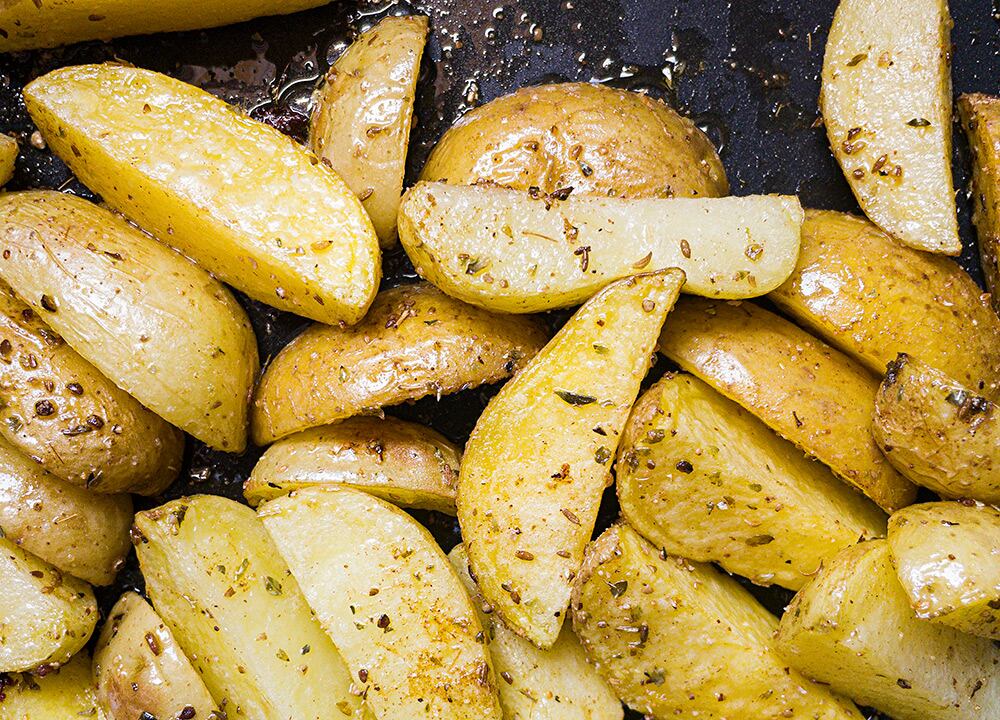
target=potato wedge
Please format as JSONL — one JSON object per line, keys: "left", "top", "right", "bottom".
{"left": 0, "top": 135, "right": 16, "bottom": 188}
{"left": 311, "top": 16, "right": 428, "bottom": 247}
{"left": 24, "top": 64, "right": 380, "bottom": 325}
{"left": 821, "top": 0, "right": 959, "bottom": 254}
{"left": 459, "top": 269, "right": 683, "bottom": 648}
{"left": 776, "top": 540, "right": 1000, "bottom": 720}
{"left": 0, "top": 652, "right": 103, "bottom": 720}
{"left": 0, "top": 191, "right": 258, "bottom": 452}
{"left": 874, "top": 355, "right": 1000, "bottom": 503}
{"left": 133, "top": 495, "right": 364, "bottom": 720}
{"left": 252, "top": 283, "right": 546, "bottom": 444}
{"left": 421, "top": 82, "right": 728, "bottom": 198}
{"left": 399, "top": 182, "right": 803, "bottom": 313}
{"left": 245, "top": 416, "right": 461, "bottom": 513}
{"left": 618, "top": 373, "right": 886, "bottom": 590}
{"left": 770, "top": 210, "right": 1000, "bottom": 402}
{"left": 658, "top": 297, "right": 916, "bottom": 512}
{"left": 571, "top": 523, "right": 863, "bottom": 719}
{"left": 448, "top": 544, "right": 623, "bottom": 720}
{"left": 959, "top": 93, "right": 1000, "bottom": 313}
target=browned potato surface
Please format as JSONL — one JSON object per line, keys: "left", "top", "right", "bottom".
{"left": 960, "top": 93, "right": 1000, "bottom": 313}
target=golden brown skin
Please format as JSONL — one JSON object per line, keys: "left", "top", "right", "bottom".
{"left": 959, "top": 93, "right": 1000, "bottom": 313}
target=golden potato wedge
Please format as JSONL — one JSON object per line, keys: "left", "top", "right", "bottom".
{"left": 959, "top": 93, "right": 1000, "bottom": 313}
{"left": 399, "top": 182, "right": 803, "bottom": 313}
{"left": 821, "top": 0, "right": 959, "bottom": 254}
{"left": 133, "top": 495, "right": 363, "bottom": 720}
{"left": 571, "top": 523, "right": 863, "bottom": 719}
{"left": 770, "top": 210, "right": 1000, "bottom": 402}
{"left": 24, "top": 64, "right": 380, "bottom": 325}
{"left": 659, "top": 298, "right": 916, "bottom": 512}
{"left": 448, "top": 544, "right": 623, "bottom": 720}
{"left": 245, "top": 416, "right": 461, "bottom": 513}
{"left": 0, "top": 652, "right": 103, "bottom": 720}
{"left": 459, "top": 269, "right": 683, "bottom": 648}
{"left": 0, "top": 135, "right": 16, "bottom": 187}
{"left": 260, "top": 486, "right": 502, "bottom": 720}
{"left": 252, "top": 283, "right": 546, "bottom": 444}
{"left": 421, "top": 82, "right": 728, "bottom": 198}
{"left": 0, "top": 191, "right": 258, "bottom": 452}
{"left": 776, "top": 540, "right": 1000, "bottom": 720}
{"left": 874, "top": 355, "right": 1000, "bottom": 503}
{"left": 618, "top": 373, "right": 886, "bottom": 590}
{"left": 311, "top": 16, "right": 428, "bottom": 246}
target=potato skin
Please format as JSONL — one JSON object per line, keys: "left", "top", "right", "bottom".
{"left": 0, "top": 652, "right": 102, "bottom": 720}
{"left": 0, "top": 135, "right": 15, "bottom": 187}
{"left": 959, "top": 93, "right": 1000, "bottom": 314}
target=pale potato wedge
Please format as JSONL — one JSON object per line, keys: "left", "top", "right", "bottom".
{"left": 821, "top": 0, "right": 959, "bottom": 254}
{"left": 448, "top": 544, "right": 623, "bottom": 720}
{"left": 311, "top": 16, "right": 428, "bottom": 246}
{"left": 459, "top": 269, "right": 684, "bottom": 648}
{"left": 571, "top": 523, "right": 863, "bottom": 719}
{"left": 618, "top": 373, "right": 886, "bottom": 590}
{"left": 252, "top": 283, "right": 547, "bottom": 444}
{"left": 659, "top": 297, "right": 916, "bottom": 512}
{"left": 0, "top": 191, "right": 258, "bottom": 452}
{"left": 959, "top": 93, "right": 1000, "bottom": 313}
{"left": 24, "top": 64, "right": 380, "bottom": 325}
{"left": 133, "top": 495, "right": 364, "bottom": 720}
{"left": 399, "top": 182, "right": 803, "bottom": 313}
{"left": 776, "top": 540, "right": 1000, "bottom": 720}
{"left": 0, "top": 135, "right": 16, "bottom": 187}
{"left": 245, "top": 416, "right": 461, "bottom": 513}
{"left": 0, "top": 652, "right": 103, "bottom": 720}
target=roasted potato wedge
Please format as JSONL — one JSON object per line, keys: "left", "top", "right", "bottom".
{"left": 821, "top": 0, "right": 959, "bottom": 254}
{"left": 658, "top": 298, "right": 916, "bottom": 512}
{"left": 0, "top": 652, "right": 103, "bottom": 720}
{"left": 776, "top": 540, "right": 1000, "bottom": 720}
{"left": 252, "top": 283, "right": 546, "bottom": 444}
{"left": 0, "top": 135, "right": 15, "bottom": 187}
{"left": 618, "top": 373, "right": 886, "bottom": 590}
{"left": 399, "top": 182, "right": 803, "bottom": 312}
{"left": 571, "top": 523, "right": 863, "bottom": 719}
{"left": 133, "top": 495, "right": 364, "bottom": 720}
{"left": 311, "top": 16, "right": 428, "bottom": 246}
{"left": 245, "top": 416, "right": 461, "bottom": 513}
{"left": 960, "top": 93, "right": 1000, "bottom": 312}
{"left": 459, "top": 269, "right": 683, "bottom": 648}
{"left": 0, "top": 191, "right": 258, "bottom": 453}
{"left": 24, "top": 64, "right": 380, "bottom": 325}
{"left": 421, "top": 82, "right": 728, "bottom": 198}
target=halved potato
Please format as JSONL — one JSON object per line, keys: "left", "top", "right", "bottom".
{"left": 459, "top": 269, "right": 684, "bottom": 648}
{"left": 133, "top": 495, "right": 364, "bottom": 720}
{"left": 658, "top": 297, "right": 916, "bottom": 512}
{"left": 399, "top": 182, "right": 803, "bottom": 312}
{"left": 24, "top": 64, "right": 380, "bottom": 325}
{"left": 959, "top": 93, "right": 1000, "bottom": 312}
{"left": 571, "top": 523, "right": 863, "bottom": 719}
{"left": 0, "top": 191, "right": 258, "bottom": 452}
{"left": 252, "top": 283, "right": 547, "bottom": 444}
{"left": 618, "top": 373, "right": 886, "bottom": 590}
{"left": 0, "top": 652, "right": 102, "bottom": 720}
{"left": 245, "top": 416, "right": 461, "bottom": 513}
{"left": 0, "top": 135, "right": 16, "bottom": 187}
{"left": 260, "top": 486, "right": 503, "bottom": 720}
{"left": 776, "top": 540, "right": 1000, "bottom": 720}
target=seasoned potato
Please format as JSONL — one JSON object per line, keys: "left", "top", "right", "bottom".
{"left": 399, "top": 182, "right": 803, "bottom": 313}
{"left": 618, "top": 373, "right": 886, "bottom": 590}
{"left": 459, "top": 270, "right": 684, "bottom": 648}
{"left": 959, "top": 93, "right": 1000, "bottom": 313}
{"left": 0, "top": 191, "right": 258, "bottom": 453}
{"left": 571, "top": 523, "right": 863, "bottom": 719}
{"left": 0, "top": 652, "right": 103, "bottom": 720}
{"left": 659, "top": 298, "right": 916, "bottom": 512}
{"left": 770, "top": 210, "right": 1000, "bottom": 401}
{"left": 245, "top": 416, "right": 461, "bottom": 513}
{"left": 311, "top": 16, "right": 428, "bottom": 246}
{"left": 776, "top": 540, "right": 1000, "bottom": 720}
{"left": 821, "top": 0, "right": 959, "bottom": 254}
{"left": 0, "top": 135, "right": 16, "bottom": 187}
{"left": 421, "top": 82, "right": 728, "bottom": 198}
{"left": 252, "top": 283, "right": 546, "bottom": 445}
{"left": 24, "top": 64, "right": 380, "bottom": 325}
{"left": 874, "top": 355, "right": 1000, "bottom": 503}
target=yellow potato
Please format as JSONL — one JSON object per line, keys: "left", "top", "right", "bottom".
{"left": 459, "top": 269, "right": 684, "bottom": 648}
{"left": 252, "top": 283, "right": 547, "bottom": 444}
{"left": 959, "top": 93, "right": 1000, "bottom": 313}
{"left": 0, "top": 135, "right": 16, "bottom": 187}
{"left": 24, "top": 64, "right": 380, "bottom": 325}
{"left": 0, "top": 652, "right": 103, "bottom": 720}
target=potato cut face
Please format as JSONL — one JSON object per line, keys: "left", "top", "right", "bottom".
{"left": 458, "top": 269, "right": 684, "bottom": 648}
{"left": 960, "top": 93, "right": 1000, "bottom": 314}
{"left": 259, "top": 487, "right": 503, "bottom": 720}
{"left": 399, "top": 182, "right": 802, "bottom": 312}
{"left": 0, "top": 652, "right": 103, "bottom": 720}
{"left": 24, "top": 64, "right": 380, "bottom": 325}
{"left": 0, "top": 135, "right": 15, "bottom": 187}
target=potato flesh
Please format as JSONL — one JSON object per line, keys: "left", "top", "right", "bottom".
{"left": 24, "top": 64, "right": 380, "bottom": 325}
{"left": 0, "top": 135, "right": 15, "bottom": 187}
{"left": 0, "top": 652, "right": 103, "bottom": 720}
{"left": 399, "top": 182, "right": 803, "bottom": 312}
{"left": 959, "top": 93, "right": 1000, "bottom": 314}
{"left": 259, "top": 487, "right": 503, "bottom": 720}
